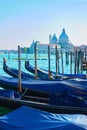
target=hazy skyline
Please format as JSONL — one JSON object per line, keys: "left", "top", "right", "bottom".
{"left": 0, "top": 0, "right": 87, "bottom": 50}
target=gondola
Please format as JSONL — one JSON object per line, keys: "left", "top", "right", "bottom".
{"left": 25, "top": 60, "right": 87, "bottom": 79}
{"left": 0, "top": 89, "right": 87, "bottom": 114}
{"left": 25, "top": 60, "right": 53, "bottom": 79}
{"left": 3, "top": 58, "right": 34, "bottom": 79}
{"left": 0, "top": 76, "right": 87, "bottom": 98}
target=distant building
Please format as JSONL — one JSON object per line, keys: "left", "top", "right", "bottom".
{"left": 49, "top": 34, "right": 58, "bottom": 44}
{"left": 21, "top": 47, "right": 30, "bottom": 53}
{"left": 59, "top": 28, "right": 69, "bottom": 47}
{"left": 49, "top": 28, "right": 74, "bottom": 50}
{"left": 29, "top": 28, "right": 74, "bottom": 54}
{"left": 29, "top": 40, "right": 48, "bottom": 54}
{"left": 77, "top": 45, "right": 87, "bottom": 52}
{"left": 29, "top": 40, "right": 60, "bottom": 54}
{"left": 29, "top": 40, "right": 35, "bottom": 54}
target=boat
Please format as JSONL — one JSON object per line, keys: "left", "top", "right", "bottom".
{"left": 25, "top": 60, "right": 87, "bottom": 79}
{"left": 4, "top": 59, "right": 85, "bottom": 82}
{"left": 25, "top": 60, "right": 53, "bottom": 79}
{"left": 0, "top": 89, "right": 87, "bottom": 114}
{"left": 59, "top": 73, "right": 87, "bottom": 79}
{"left": 3, "top": 58, "right": 34, "bottom": 79}
{"left": 0, "top": 76, "right": 87, "bottom": 98}
{"left": 0, "top": 106, "right": 87, "bottom": 130}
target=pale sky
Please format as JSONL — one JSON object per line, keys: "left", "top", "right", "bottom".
{"left": 0, "top": 0, "right": 87, "bottom": 50}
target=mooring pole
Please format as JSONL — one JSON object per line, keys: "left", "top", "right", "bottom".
{"left": 61, "top": 49, "right": 64, "bottom": 74}
{"left": 65, "top": 51, "right": 69, "bottom": 65}
{"left": 48, "top": 45, "right": 51, "bottom": 79}
{"left": 70, "top": 51, "right": 72, "bottom": 74}
{"left": 18, "top": 45, "right": 22, "bottom": 94}
{"left": 58, "top": 50, "right": 60, "bottom": 73}
{"left": 85, "top": 48, "right": 86, "bottom": 61}
{"left": 8, "top": 51, "right": 10, "bottom": 60}
{"left": 77, "top": 49, "right": 81, "bottom": 74}
{"left": 85, "top": 49, "right": 87, "bottom": 74}
{"left": 80, "top": 50, "right": 83, "bottom": 74}
{"left": 34, "top": 42, "right": 38, "bottom": 79}
{"left": 55, "top": 45, "right": 58, "bottom": 78}
{"left": 74, "top": 50, "right": 77, "bottom": 74}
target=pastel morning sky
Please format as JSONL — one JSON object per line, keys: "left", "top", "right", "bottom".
{"left": 0, "top": 0, "right": 87, "bottom": 50}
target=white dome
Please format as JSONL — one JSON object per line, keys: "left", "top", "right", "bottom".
{"left": 59, "top": 28, "right": 69, "bottom": 43}
{"left": 51, "top": 34, "right": 58, "bottom": 43}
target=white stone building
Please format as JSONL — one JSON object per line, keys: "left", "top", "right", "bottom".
{"left": 29, "top": 28, "right": 74, "bottom": 53}
{"left": 50, "top": 28, "right": 74, "bottom": 50}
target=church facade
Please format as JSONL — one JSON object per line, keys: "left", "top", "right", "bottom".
{"left": 49, "top": 28, "right": 74, "bottom": 50}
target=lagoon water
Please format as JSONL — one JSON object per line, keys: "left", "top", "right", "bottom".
{"left": 0, "top": 52, "right": 86, "bottom": 78}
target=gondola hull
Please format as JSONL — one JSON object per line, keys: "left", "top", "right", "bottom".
{"left": 3, "top": 58, "right": 34, "bottom": 79}
{"left": 0, "top": 76, "right": 87, "bottom": 99}
{"left": 25, "top": 60, "right": 51, "bottom": 79}
{"left": 25, "top": 60, "right": 87, "bottom": 79}
{"left": 0, "top": 89, "right": 87, "bottom": 114}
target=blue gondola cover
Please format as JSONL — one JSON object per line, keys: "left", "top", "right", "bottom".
{"left": 0, "top": 106, "right": 87, "bottom": 130}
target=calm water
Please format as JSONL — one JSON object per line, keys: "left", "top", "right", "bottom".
{"left": 0, "top": 52, "right": 86, "bottom": 77}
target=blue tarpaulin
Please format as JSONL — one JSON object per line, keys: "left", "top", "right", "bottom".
{"left": 0, "top": 106, "right": 87, "bottom": 130}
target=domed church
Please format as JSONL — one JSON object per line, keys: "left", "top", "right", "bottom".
{"left": 29, "top": 28, "right": 74, "bottom": 54}
{"left": 49, "top": 28, "right": 74, "bottom": 50}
